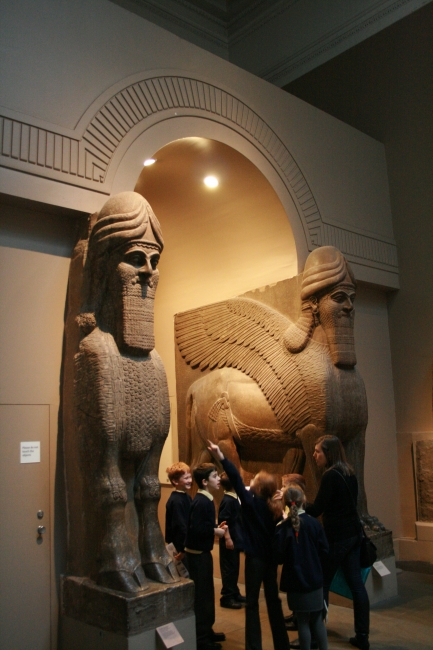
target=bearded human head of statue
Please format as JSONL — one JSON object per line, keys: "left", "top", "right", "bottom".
{"left": 77, "top": 191, "right": 164, "bottom": 355}
{"left": 283, "top": 246, "right": 357, "bottom": 368}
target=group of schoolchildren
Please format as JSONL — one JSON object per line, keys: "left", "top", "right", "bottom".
{"left": 165, "top": 441, "right": 328, "bottom": 650}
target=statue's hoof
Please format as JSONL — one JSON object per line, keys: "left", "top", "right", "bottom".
{"left": 98, "top": 569, "right": 149, "bottom": 593}
{"left": 143, "top": 561, "right": 180, "bottom": 583}
{"left": 133, "top": 565, "right": 148, "bottom": 589}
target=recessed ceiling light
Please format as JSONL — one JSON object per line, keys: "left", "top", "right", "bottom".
{"left": 204, "top": 176, "right": 218, "bottom": 188}
{"left": 143, "top": 158, "right": 156, "bottom": 166}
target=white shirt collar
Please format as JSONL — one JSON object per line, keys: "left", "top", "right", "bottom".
{"left": 198, "top": 488, "right": 214, "bottom": 501}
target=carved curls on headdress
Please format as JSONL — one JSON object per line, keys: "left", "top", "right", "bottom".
{"left": 283, "top": 246, "right": 355, "bottom": 353}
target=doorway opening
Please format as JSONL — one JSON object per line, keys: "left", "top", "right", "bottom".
{"left": 134, "top": 137, "right": 297, "bottom": 473}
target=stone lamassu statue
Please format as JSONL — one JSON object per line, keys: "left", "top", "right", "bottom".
{"left": 64, "top": 191, "right": 179, "bottom": 593}
{"left": 176, "top": 246, "right": 382, "bottom": 529}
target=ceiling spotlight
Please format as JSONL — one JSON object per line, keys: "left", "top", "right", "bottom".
{"left": 143, "top": 158, "right": 156, "bottom": 166}
{"left": 204, "top": 176, "right": 219, "bottom": 188}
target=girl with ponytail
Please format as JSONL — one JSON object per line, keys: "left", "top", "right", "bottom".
{"left": 275, "top": 485, "right": 329, "bottom": 650}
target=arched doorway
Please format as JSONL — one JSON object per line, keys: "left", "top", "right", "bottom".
{"left": 133, "top": 136, "right": 297, "bottom": 473}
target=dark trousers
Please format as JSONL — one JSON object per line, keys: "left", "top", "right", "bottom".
{"left": 245, "top": 554, "right": 290, "bottom": 650}
{"left": 219, "top": 539, "right": 241, "bottom": 601}
{"left": 323, "top": 534, "right": 370, "bottom": 636}
{"left": 187, "top": 551, "right": 215, "bottom": 646}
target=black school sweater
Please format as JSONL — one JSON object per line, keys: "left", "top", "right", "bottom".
{"left": 165, "top": 490, "right": 192, "bottom": 554}
{"left": 218, "top": 492, "right": 244, "bottom": 550}
{"left": 221, "top": 458, "right": 277, "bottom": 562}
{"left": 185, "top": 492, "right": 216, "bottom": 552}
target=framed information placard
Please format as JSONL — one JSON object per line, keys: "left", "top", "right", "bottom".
{"left": 156, "top": 622, "right": 184, "bottom": 648}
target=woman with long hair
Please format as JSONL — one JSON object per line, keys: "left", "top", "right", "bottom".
{"left": 307, "top": 435, "right": 370, "bottom": 650}
{"left": 208, "top": 441, "right": 289, "bottom": 650}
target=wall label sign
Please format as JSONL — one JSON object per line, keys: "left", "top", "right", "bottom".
{"left": 156, "top": 622, "right": 184, "bottom": 648}
{"left": 373, "top": 560, "right": 391, "bottom": 577}
{"left": 20, "top": 441, "right": 41, "bottom": 463}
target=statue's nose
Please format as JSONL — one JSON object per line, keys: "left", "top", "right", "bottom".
{"left": 138, "top": 258, "right": 153, "bottom": 276}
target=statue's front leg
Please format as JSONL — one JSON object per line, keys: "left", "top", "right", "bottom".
{"left": 135, "top": 442, "right": 180, "bottom": 584}
{"left": 344, "top": 431, "right": 385, "bottom": 531}
{"left": 297, "top": 424, "right": 323, "bottom": 504}
{"left": 96, "top": 446, "right": 148, "bottom": 593}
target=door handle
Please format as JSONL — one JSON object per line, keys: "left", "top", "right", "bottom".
{"left": 37, "top": 525, "right": 46, "bottom": 537}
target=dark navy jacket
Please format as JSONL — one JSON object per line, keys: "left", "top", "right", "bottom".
{"left": 275, "top": 513, "right": 329, "bottom": 593}
{"left": 218, "top": 492, "right": 244, "bottom": 550}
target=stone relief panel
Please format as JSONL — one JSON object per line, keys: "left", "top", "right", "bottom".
{"left": 414, "top": 440, "right": 433, "bottom": 522}
{"left": 175, "top": 245, "right": 384, "bottom": 531}
{"left": 62, "top": 191, "right": 179, "bottom": 594}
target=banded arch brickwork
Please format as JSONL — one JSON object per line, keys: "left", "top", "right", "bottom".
{"left": 0, "top": 75, "right": 398, "bottom": 272}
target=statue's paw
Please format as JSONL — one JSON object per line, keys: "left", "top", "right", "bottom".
{"left": 143, "top": 560, "right": 180, "bottom": 584}
{"left": 98, "top": 569, "right": 149, "bottom": 594}
{"left": 361, "top": 514, "right": 386, "bottom": 532}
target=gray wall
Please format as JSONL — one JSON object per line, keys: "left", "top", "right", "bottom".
{"left": 286, "top": 2, "right": 433, "bottom": 548}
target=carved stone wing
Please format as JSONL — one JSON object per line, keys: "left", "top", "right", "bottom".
{"left": 75, "top": 329, "right": 126, "bottom": 441}
{"left": 175, "top": 297, "right": 311, "bottom": 433}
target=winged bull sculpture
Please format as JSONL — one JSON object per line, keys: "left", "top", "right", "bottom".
{"left": 175, "top": 246, "right": 383, "bottom": 530}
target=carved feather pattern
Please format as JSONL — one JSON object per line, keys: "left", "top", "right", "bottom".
{"left": 176, "top": 298, "right": 313, "bottom": 432}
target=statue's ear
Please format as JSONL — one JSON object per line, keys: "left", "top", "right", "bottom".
{"left": 283, "top": 307, "right": 314, "bottom": 353}
{"left": 309, "top": 295, "right": 319, "bottom": 314}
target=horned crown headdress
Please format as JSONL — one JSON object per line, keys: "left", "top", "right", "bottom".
{"left": 284, "top": 246, "right": 355, "bottom": 353}
{"left": 300, "top": 246, "right": 355, "bottom": 300}
{"left": 89, "top": 191, "right": 164, "bottom": 256}
{"left": 78, "top": 192, "right": 163, "bottom": 333}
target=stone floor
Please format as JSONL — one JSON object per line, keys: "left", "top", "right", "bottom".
{"left": 212, "top": 569, "right": 433, "bottom": 650}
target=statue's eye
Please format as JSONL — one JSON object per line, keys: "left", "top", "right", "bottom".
{"left": 150, "top": 255, "right": 160, "bottom": 269}
{"left": 125, "top": 251, "right": 145, "bottom": 266}
{"left": 331, "top": 292, "right": 355, "bottom": 304}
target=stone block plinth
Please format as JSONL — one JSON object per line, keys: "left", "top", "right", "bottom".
{"left": 60, "top": 576, "right": 195, "bottom": 650}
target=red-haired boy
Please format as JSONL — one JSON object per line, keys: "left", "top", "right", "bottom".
{"left": 165, "top": 462, "right": 192, "bottom": 565}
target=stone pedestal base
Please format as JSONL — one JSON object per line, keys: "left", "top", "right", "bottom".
{"left": 330, "top": 529, "right": 398, "bottom": 608}
{"left": 365, "top": 554, "right": 398, "bottom": 604}
{"left": 330, "top": 554, "right": 398, "bottom": 609}
{"left": 61, "top": 614, "right": 196, "bottom": 650}
{"left": 60, "top": 575, "right": 195, "bottom": 650}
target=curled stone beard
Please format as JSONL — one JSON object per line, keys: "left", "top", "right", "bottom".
{"left": 119, "top": 272, "right": 159, "bottom": 355}
{"left": 319, "top": 303, "right": 357, "bottom": 368}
